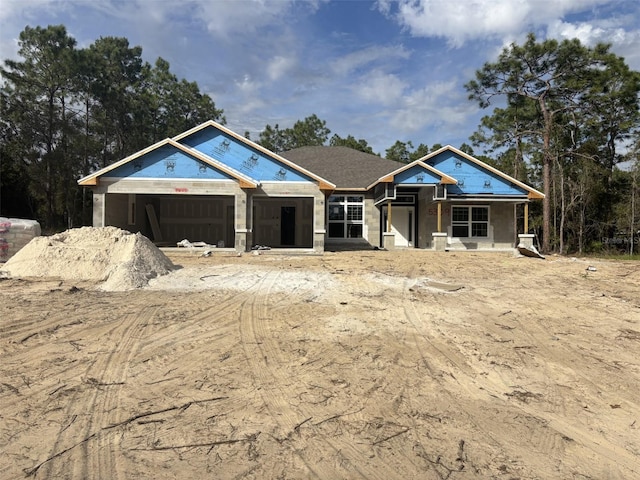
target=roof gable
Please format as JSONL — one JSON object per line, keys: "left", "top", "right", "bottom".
{"left": 420, "top": 146, "right": 544, "bottom": 199}
{"left": 104, "top": 144, "right": 235, "bottom": 180}
{"left": 377, "top": 161, "right": 457, "bottom": 187}
{"left": 174, "top": 122, "right": 335, "bottom": 189}
{"left": 78, "top": 139, "right": 257, "bottom": 188}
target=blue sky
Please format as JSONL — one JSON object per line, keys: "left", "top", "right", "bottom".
{"left": 1, "top": 0, "right": 640, "bottom": 156}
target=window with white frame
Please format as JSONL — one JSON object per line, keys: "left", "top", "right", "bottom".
{"left": 451, "top": 206, "right": 489, "bottom": 238}
{"left": 328, "top": 195, "right": 364, "bottom": 238}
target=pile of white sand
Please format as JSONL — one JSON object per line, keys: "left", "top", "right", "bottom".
{"left": 0, "top": 226, "right": 175, "bottom": 291}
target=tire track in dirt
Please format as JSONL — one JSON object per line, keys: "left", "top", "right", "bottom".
{"left": 0, "top": 303, "right": 123, "bottom": 426}
{"left": 37, "top": 306, "right": 157, "bottom": 480}
{"left": 478, "top": 286, "right": 640, "bottom": 415}
{"left": 517, "top": 299, "right": 640, "bottom": 404}
{"left": 239, "top": 270, "right": 403, "bottom": 479}
{"left": 507, "top": 304, "right": 640, "bottom": 472}
{"left": 0, "top": 299, "right": 110, "bottom": 343}
{"left": 400, "top": 301, "right": 506, "bottom": 452}
{"left": 138, "top": 277, "right": 267, "bottom": 355}
{"left": 369, "top": 271, "right": 467, "bottom": 475}
{"left": 446, "top": 287, "right": 574, "bottom": 460}
{"left": 403, "top": 297, "right": 640, "bottom": 477}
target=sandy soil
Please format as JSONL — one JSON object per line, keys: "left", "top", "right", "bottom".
{"left": 1, "top": 249, "right": 639, "bottom": 479}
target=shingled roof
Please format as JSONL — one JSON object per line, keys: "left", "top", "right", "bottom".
{"left": 282, "top": 146, "right": 402, "bottom": 190}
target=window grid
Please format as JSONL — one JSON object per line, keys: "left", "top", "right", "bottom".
{"left": 451, "top": 206, "right": 489, "bottom": 238}
{"left": 328, "top": 196, "right": 364, "bottom": 239}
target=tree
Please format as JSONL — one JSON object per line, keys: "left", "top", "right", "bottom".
{"left": 0, "top": 25, "right": 79, "bottom": 228}
{"left": 135, "top": 58, "right": 225, "bottom": 146}
{"left": 582, "top": 48, "right": 640, "bottom": 178}
{"left": 385, "top": 141, "right": 429, "bottom": 163}
{"left": 258, "top": 114, "right": 330, "bottom": 152}
{"left": 329, "top": 134, "right": 374, "bottom": 154}
{"left": 1, "top": 25, "right": 225, "bottom": 229}
{"left": 87, "top": 36, "right": 145, "bottom": 167}
{"left": 470, "top": 95, "right": 540, "bottom": 183}
{"left": 385, "top": 140, "right": 412, "bottom": 163}
{"left": 465, "top": 33, "right": 635, "bottom": 252}
{"left": 258, "top": 123, "right": 288, "bottom": 153}
{"left": 164, "top": 78, "right": 225, "bottom": 135}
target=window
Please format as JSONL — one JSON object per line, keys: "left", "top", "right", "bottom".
{"left": 328, "top": 195, "right": 364, "bottom": 238}
{"left": 451, "top": 206, "right": 489, "bottom": 238}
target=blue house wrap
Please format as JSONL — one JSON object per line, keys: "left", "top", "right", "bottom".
{"left": 79, "top": 121, "right": 543, "bottom": 252}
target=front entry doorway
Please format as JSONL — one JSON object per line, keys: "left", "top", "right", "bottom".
{"left": 382, "top": 206, "right": 415, "bottom": 247}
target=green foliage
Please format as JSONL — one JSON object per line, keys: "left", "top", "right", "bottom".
{"left": 329, "top": 134, "right": 374, "bottom": 154}
{"left": 385, "top": 140, "right": 413, "bottom": 163}
{"left": 0, "top": 24, "right": 224, "bottom": 229}
{"left": 466, "top": 32, "right": 640, "bottom": 253}
{"left": 258, "top": 114, "right": 330, "bottom": 153}
{"left": 384, "top": 141, "right": 431, "bottom": 163}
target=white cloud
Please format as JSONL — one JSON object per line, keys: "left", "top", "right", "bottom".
{"left": 235, "top": 73, "right": 260, "bottom": 94}
{"left": 267, "top": 55, "right": 295, "bottom": 81}
{"left": 0, "top": 0, "right": 53, "bottom": 22}
{"left": 331, "top": 44, "right": 411, "bottom": 76}
{"left": 547, "top": 19, "right": 640, "bottom": 70}
{"left": 197, "top": 0, "right": 293, "bottom": 37}
{"left": 388, "top": 81, "right": 470, "bottom": 133}
{"left": 546, "top": 19, "right": 608, "bottom": 45}
{"left": 353, "top": 70, "right": 407, "bottom": 106}
{"left": 379, "top": 0, "right": 609, "bottom": 47}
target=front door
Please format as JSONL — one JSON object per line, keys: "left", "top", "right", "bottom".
{"left": 383, "top": 206, "right": 415, "bottom": 247}
{"left": 281, "top": 206, "right": 296, "bottom": 246}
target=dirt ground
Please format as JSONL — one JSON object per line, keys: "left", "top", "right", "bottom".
{"left": 1, "top": 249, "right": 639, "bottom": 479}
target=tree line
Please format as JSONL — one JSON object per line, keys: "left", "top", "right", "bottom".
{"left": 1, "top": 26, "right": 639, "bottom": 254}
{"left": 1, "top": 25, "right": 224, "bottom": 228}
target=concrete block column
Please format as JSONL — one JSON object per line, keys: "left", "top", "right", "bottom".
{"left": 93, "top": 193, "right": 106, "bottom": 227}
{"left": 432, "top": 232, "right": 447, "bottom": 251}
{"left": 236, "top": 190, "right": 250, "bottom": 251}
{"left": 517, "top": 233, "right": 535, "bottom": 248}
{"left": 235, "top": 229, "right": 248, "bottom": 250}
{"left": 383, "top": 232, "right": 396, "bottom": 250}
{"left": 314, "top": 193, "right": 326, "bottom": 252}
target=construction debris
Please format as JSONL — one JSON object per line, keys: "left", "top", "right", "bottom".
{"left": 0, "top": 217, "right": 41, "bottom": 262}
{"left": 0, "top": 227, "right": 174, "bottom": 291}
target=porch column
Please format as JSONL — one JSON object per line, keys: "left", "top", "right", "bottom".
{"left": 432, "top": 200, "right": 447, "bottom": 250}
{"left": 383, "top": 199, "right": 396, "bottom": 250}
{"left": 518, "top": 202, "right": 534, "bottom": 247}
{"left": 246, "top": 192, "right": 253, "bottom": 249}
{"left": 235, "top": 189, "right": 249, "bottom": 251}
{"left": 93, "top": 192, "right": 106, "bottom": 227}
{"left": 313, "top": 193, "right": 326, "bottom": 253}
